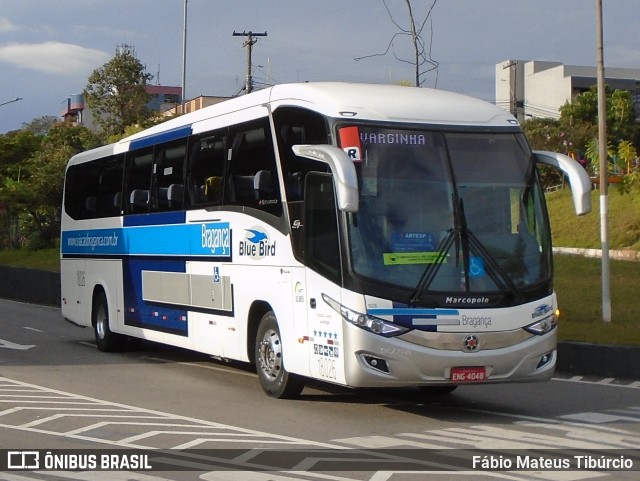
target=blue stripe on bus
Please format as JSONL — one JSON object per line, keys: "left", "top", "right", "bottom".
{"left": 367, "top": 307, "right": 460, "bottom": 332}
{"left": 129, "top": 124, "right": 193, "bottom": 150}
{"left": 61, "top": 221, "right": 231, "bottom": 258}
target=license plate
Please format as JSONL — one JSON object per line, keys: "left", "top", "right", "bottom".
{"left": 450, "top": 366, "right": 487, "bottom": 383}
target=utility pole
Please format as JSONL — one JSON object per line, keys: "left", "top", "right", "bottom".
{"left": 502, "top": 61, "right": 518, "bottom": 118}
{"left": 233, "top": 31, "right": 267, "bottom": 94}
{"left": 596, "top": 0, "right": 611, "bottom": 322}
{"left": 181, "top": 0, "right": 188, "bottom": 113}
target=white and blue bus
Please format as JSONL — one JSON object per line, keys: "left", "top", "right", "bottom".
{"left": 61, "top": 82, "right": 591, "bottom": 398}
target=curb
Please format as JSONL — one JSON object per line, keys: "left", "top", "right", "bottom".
{"left": 0, "top": 265, "right": 60, "bottom": 307}
{"left": 0, "top": 265, "right": 638, "bottom": 381}
{"left": 556, "top": 342, "right": 640, "bottom": 380}
{"left": 553, "top": 246, "right": 640, "bottom": 262}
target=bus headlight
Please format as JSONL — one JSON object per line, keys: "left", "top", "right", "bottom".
{"left": 322, "top": 294, "right": 409, "bottom": 337}
{"left": 524, "top": 309, "right": 559, "bottom": 335}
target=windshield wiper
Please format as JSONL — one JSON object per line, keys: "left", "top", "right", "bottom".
{"left": 410, "top": 196, "right": 524, "bottom": 305}
{"left": 409, "top": 228, "right": 455, "bottom": 305}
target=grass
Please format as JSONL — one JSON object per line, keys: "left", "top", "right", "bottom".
{"left": 554, "top": 255, "right": 640, "bottom": 346}
{"left": 0, "top": 247, "right": 60, "bottom": 272}
{"left": 546, "top": 186, "right": 640, "bottom": 251}
{"left": 0, "top": 186, "right": 638, "bottom": 345}
{"left": 547, "top": 186, "right": 640, "bottom": 346}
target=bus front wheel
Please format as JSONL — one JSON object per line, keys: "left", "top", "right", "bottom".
{"left": 255, "top": 311, "right": 304, "bottom": 399}
{"left": 92, "top": 290, "right": 124, "bottom": 352}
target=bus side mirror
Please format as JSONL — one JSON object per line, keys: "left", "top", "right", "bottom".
{"left": 292, "top": 145, "right": 359, "bottom": 212}
{"left": 533, "top": 151, "right": 592, "bottom": 216}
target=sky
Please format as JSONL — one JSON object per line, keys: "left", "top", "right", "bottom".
{"left": 0, "top": 0, "right": 639, "bottom": 134}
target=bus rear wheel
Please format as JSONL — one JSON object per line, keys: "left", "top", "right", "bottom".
{"left": 255, "top": 311, "right": 304, "bottom": 399}
{"left": 92, "top": 290, "right": 124, "bottom": 352}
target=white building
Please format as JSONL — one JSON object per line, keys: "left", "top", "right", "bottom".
{"left": 496, "top": 60, "right": 640, "bottom": 121}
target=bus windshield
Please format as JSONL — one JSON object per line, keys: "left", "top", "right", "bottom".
{"left": 347, "top": 127, "right": 552, "bottom": 304}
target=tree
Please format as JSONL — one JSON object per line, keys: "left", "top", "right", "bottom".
{"left": 0, "top": 130, "right": 43, "bottom": 247}
{"left": 84, "top": 44, "right": 153, "bottom": 139}
{"left": 617, "top": 140, "right": 637, "bottom": 174}
{"left": 1, "top": 123, "right": 100, "bottom": 248}
{"left": 22, "top": 116, "right": 59, "bottom": 136}
{"left": 559, "top": 86, "right": 638, "bottom": 151}
{"left": 585, "top": 138, "right": 616, "bottom": 176}
{"left": 356, "top": 0, "right": 439, "bottom": 87}
{"left": 520, "top": 118, "right": 566, "bottom": 188}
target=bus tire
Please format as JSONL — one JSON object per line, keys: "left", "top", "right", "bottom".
{"left": 255, "top": 311, "right": 304, "bottom": 399}
{"left": 92, "top": 290, "right": 124, "bottom": 352}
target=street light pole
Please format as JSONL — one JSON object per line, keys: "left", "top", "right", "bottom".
{"left": 181, "top": 0, "right": 188, "bottom": 114}
{"left": 596, "top": 0, "right": 611, "bottom": 323}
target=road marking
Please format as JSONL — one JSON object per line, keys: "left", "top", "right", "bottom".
{"left": 0, "top": 376, "right": 336, "bottom": 450}
{"left": 0, "top": 376, "right": 638, "bottom": 481}
{"left": 553, "top": 376, "right": 640, "bottom": 389}
{"left": 22, "top": 327, "right": 43, "bottom": 333}
{"left": 0, "top": 338, "right": 35, "bottom": 350}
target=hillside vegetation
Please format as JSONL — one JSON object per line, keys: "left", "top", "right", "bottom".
{"left": 546, "top": 187, "right": 640, "bottom": 251}
{"left": 547, "top": 186, "right": 640, "bottom": 345}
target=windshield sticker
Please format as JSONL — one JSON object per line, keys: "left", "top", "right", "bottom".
{"left": 469, "top": 256, "right": 486, "bottom": 277}
{"left": 383, "top": 251, "right": 446, "bottom": 265}
{"left": 391, "top": 232, "right": 437, "bottom": 252}
{"left": 338, "top": 126, "right": 362, "bottom": 162}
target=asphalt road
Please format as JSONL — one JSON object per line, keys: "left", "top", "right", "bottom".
{"left": 0, "top": 298, "right": 639, "bottom": 480}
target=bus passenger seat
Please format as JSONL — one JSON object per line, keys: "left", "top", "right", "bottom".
{"left": 167, "top": 184, "right": 184, "bottom": 208}
{"left": 289, "top": 172, "right": 304, "bottom": 200}
{"left": 231, "top": 175, "right": 255, "bottom": 202}
{"left": 113, "top": 192, "right": 122, "bottom": 210}
{"left": 130, "top": 189, "right": 149, "bottom": 211}
{"left": 254, "top": 170, "right": 273, "bottom": 199}
{"left": 157, "top": 187, "right": 169, "bottom": 207}
{"left": 85, "top": 196, "right": 97, "bottom": 213}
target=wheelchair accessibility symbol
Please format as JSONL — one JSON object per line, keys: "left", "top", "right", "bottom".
{"left": 469, "top": 257, "right": 485, "bottom": 277}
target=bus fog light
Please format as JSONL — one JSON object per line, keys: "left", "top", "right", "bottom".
{"left": 536, "top": 351, "right": 554, "bottom": 369}
{"left": 361, "top": 354, "right": 390, "bottom": 373}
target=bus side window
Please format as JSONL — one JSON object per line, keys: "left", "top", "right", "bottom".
{"left": 64, "top": 163, "right": 95, "bottom": 220}
{"left": 186, "top": 130, "right": 227, "bottom": 208}
{"left": 152, "top": 139, "right": 187, "bottom": 212}
{"left": 272, "top": 106, "right": 329, "bottom": 202}
{"left": 63, "top": 155, "right": 124, "bottom": 220}
{"left": 304, "top": 172, "right": 342, "bottom": 284}
{"left": 95, "top": 155, "right": 125, "bottom": 217}
{"left": 227, "top": 118, "right": 282, "bottom": 217}
{"left": 124, "top": 148, "right": 153, "bottom": 214}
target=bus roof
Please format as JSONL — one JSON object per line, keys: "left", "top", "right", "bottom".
{"left": 69, "top": 82, "right": 518, "bottom": 166}
{"left": 269, "top": 82, "right": 516, "bottom": 127}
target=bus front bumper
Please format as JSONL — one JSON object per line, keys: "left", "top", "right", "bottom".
{"left": 343, "top": 324, "right": 557, "bottom": 388}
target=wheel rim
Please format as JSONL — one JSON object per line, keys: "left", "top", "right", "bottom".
{"left": 95, "top": 305, "right": 107, "bottom": 340}
{"left": 258, "top": 328, "right": 282, "bottom": 380}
